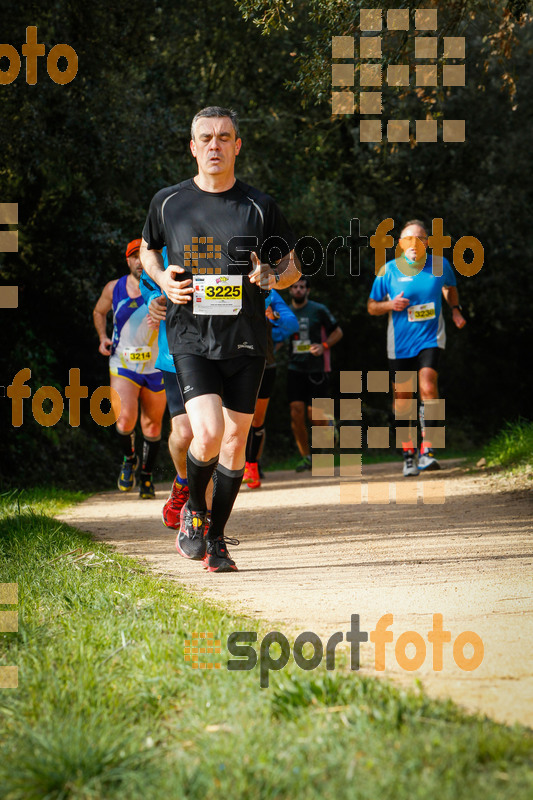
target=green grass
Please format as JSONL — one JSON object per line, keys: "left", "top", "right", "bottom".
{"left": 0, "top": 487, "right": 88, "bottom": 516}
{"left": 484, "top": 419, "right": 533, "bottom": 470}
{"left": 1, "top": 490, "right": 532, "bottom": 799}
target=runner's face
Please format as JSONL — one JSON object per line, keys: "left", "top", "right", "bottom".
{"left": 290, "top": 281, "right": 309, "bottom": 303}
{"left": 190, "top": 117, "right": 242, "bottom": 180}
{"left": 399, "top": 225, "right": 428, "bottom": 261}
{"left": 127, "top": 253, "right": 142, "bottom": 279}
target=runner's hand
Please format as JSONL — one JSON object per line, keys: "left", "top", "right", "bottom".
{"left": 391, "top": 291, "right": 410, "bottom": 311}
{"left": 148, "top": 295, "right": 167, "bottom": 323}
{"left": 265, "top": 305, "right": 279, "bottom": 322}
{"left": 248, "top": 251, "right": 276, "bottom": 291}
{"left": 98, "top": 337, "right": 112, "bottom": 356}
{"left": 309, "top": 343, "right": 325, "bottom": 356}
{"left": 160, "top": 264, "right": 193, "bottom": 305}
{"left": 452, "top": 308, "right": 466, "bottom": 329}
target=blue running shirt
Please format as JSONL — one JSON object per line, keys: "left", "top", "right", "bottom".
{"left": 369, "top": 254, "right": 456, "bottom": 359}
{"left": 139, "top": 247, "right": 175, "bottom": 373}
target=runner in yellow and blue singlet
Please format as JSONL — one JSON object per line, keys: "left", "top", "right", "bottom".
{"left": 93, "top": 239, "right": 166, "bottom": 498}
{"left": 109, "top": 274, "right": 162, "bottom": 390}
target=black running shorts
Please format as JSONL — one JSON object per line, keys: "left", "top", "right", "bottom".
{"left": 161, "top": 370, "right": 186, "bottom": 418}
{"left": 257, "top": 365, "right": 277, "bottom": 400}
{"left": 287, "top": 370, "right": 330, "bottom": 407}
{"left": 389, "top": 346, "right": 441, "bottom": 378}
{"left": 173, "top": 354, "right": 265, "bottom": 415}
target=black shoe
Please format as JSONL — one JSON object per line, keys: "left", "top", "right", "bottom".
{"left": 295, "top": 456, "right": 312, "bottom": 473}
{"left": 175, "top": 502, "right": 207, "bottom": 560}
{"left": 203, "top": 536, "right": 239, "bottom": 572}
{"left": 117, "top": 455, "right": 139, "bottom": 491}
{"left": 139, "top": 472, "right": 155, "bottom": 499}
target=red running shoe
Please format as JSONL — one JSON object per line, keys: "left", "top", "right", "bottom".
{"left": 243, "top": 462, "right": 253, "bottom": 485}
{"left": 162, "top": 480, "right": 189, "bottom": 529}
{"left": 245, "top": 462, "right": 261, "bottom": 489}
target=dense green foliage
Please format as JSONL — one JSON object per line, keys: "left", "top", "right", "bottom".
{"left": 1, "top": 491, "right": 532, "bottom": 798}
{"left": 1, "top": 1, "right": 532, "bottom": 486}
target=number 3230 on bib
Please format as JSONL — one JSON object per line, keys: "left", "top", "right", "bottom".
{"left": 407, "top": 302, "right": 436, "bottom": 322}
{"left": 193, "top": 275, "right": 242, "bottom": 316}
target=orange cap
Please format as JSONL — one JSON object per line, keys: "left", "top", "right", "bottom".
{"left": 125, "top": 239, "right": 142, "bottom": 258}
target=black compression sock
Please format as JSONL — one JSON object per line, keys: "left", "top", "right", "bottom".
{"left": 117, "top": 428, "right": 135, "bottom": 460}
{"left": 186, "top": 449, "right": 218, "bottom": 512}
{"left": 247, "top": 425, "right": 265, "bottom": 463}
{"left": 142, "top": 436, "right": 161, "bottom": 473}
{"left": 208, "top": 463, "right": 245, "bottom": 540}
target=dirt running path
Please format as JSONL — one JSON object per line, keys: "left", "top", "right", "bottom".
{"left": 60, "top": 462, "right": 533, "bottom": 727}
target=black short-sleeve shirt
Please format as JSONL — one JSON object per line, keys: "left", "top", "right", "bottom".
{"left": 142, "top": 178, "right": 296, "bottom": 360}
{"left": 289, "top": 300, "right": 339, "bottom": 373}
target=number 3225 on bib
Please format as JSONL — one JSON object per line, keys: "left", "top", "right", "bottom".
{"left": 193, "top": 275, "right": 242, "bottom": 316}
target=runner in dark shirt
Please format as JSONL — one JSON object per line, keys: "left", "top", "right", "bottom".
{"left": 287, "top": 277, "right": 343, "bottom": 472}
{"left": 140, "top": 106, "right": 301, "bottom": 572}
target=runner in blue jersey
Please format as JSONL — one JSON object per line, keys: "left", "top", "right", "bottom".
{"left": 243, "top": 289, "right": 299, "bottom": 489}
{"left": 93, "top": 239, "right": 166, "bottom": 497}
{"left": 140, "top": 249, "right": 194, "bottom": 528}
{"left": 368, "top": 220, "right": 466, "bottom": 475}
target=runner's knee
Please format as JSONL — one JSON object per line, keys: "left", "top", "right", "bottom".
{"left": 171, "top": 414, "right": 193, "bottom": 448}
{"left": 192, "top": 425, "right": 224, "bottom": 459}
{"left": 141, "top": 420, "right": 162, "bottom": 439}
{"left": 419, "top": 379, "right": 438, "bottom": 399}
{"left": 221, "top": 427, "right": 248, "bottom": 457}
{"left": 290, "top": 402, "right": 305, "bottom": 422}
{"left": 116, "top": 413, "right": 137, "bottom": 433}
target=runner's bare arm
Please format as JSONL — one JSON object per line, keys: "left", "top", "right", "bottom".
{"left": 368, "top": 292, "right": 410, "bottom": 315}
{"left": 93, "top": 280, "right": 117, "bottom": 356}
{"left": 248, "top": 249, "right": 301, "bottom": 291}
{"left": 148, "top": 296, "right": 167, "bottom": 323}
{"left": 309, "top": 326, "right": 343, "bottom": 356}
{"left": 442, "top": 286, "right": 466, "bottom": 329}
{"left": 140, "top": 238, "right": 193, "bottom": 305}
{"left": 139, "top": 240, "right": 166, "bottom": 286}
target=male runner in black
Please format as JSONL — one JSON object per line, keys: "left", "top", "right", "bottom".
{"left": 288, "top": 277, "right": 343, "bottom": 471}
{"left": 140, "top": 106, "right": 301, "bottom": 572}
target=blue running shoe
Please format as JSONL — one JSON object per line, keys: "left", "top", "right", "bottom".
{"left": 117, "top": 456, "right": 139, "bottom": 491}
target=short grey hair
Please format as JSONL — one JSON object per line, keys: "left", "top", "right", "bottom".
{"left": 400, "top": 219, "right": 427, "bottom": 236}
{"left": 190, "top": 106, "right": 240, "bottom": 140}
